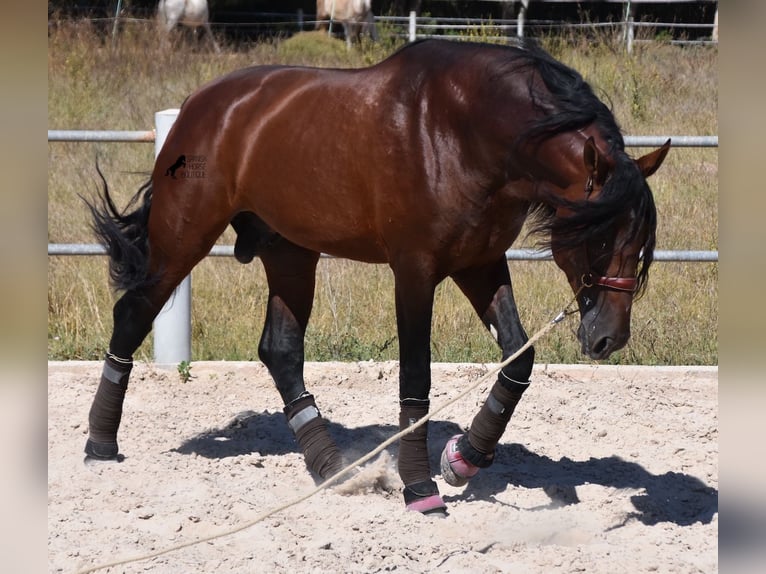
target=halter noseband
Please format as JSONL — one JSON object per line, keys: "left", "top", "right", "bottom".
{"left": 581, "top": 272, "right": 637, "bottom": 293}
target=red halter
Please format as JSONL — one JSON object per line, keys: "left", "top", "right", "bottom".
{"left": 582, "top": 273, "right": 637, "bottom": 293}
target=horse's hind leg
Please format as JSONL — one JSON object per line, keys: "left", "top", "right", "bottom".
{"left": 85, "top": 284, "right": 173, "bottom": 461}
{"left": 85, "top": 268, "right": 208, "bottom": 462}
{"left": 84, "top": 181, "right": 231, "bottom": 462}
{"left": 257, "top": 239, "right": 344, "bottom": 481}
{"left": 441, "top": 258, "right": 535, "bottom": 486}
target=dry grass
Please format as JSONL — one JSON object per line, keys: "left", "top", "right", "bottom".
{"left": 47, "top": 21, "right": 717, "bottom": 365}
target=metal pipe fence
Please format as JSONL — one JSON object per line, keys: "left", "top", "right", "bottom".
{"left": 88, "top": 1, "right": 719, "bottom": 51}
{"left": 46, "top": 130, "right": 718, "bottom": 148}
{"left": 47, "top": 243, "right": 718, "bottom": 263}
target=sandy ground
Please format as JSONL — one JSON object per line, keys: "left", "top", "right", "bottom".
{"left": 48, "top": 361, "right": 718, "bottom": 573}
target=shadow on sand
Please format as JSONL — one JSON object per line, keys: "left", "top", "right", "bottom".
{"left": 174, "top": 412, "right": 717, "bottom": 527}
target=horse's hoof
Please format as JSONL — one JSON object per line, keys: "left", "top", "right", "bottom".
{"left": 406, "top": 494, "right": 448, "bottom": 516}
{"left": 403, "top": 479, "right": 448, "bottom": 516}
{"left": 84, "top": 454, "right": 124, "bottom": 467}
{"left": 440, "top": 434, "right": 479, "bottom": 487}
{"left": 83, "top": 439, "right": 123, "bottom": 465}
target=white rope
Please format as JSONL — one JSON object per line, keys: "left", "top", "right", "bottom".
{"left": 77, "top": 300, "right": 577, "bottom": 574}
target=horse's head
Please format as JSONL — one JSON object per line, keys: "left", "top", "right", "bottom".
{"left": 550, "top": 137, "right": 670, "bottom": 360}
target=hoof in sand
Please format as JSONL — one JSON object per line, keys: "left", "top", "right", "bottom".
{"left": 440, "top": 434, "right": 479, "bottom": 487}
{"left": 84, "top": 439, "right": 123, "bottom": 466}
{"left": 406, "top": 494, "right": 448, "bottom": 517}
{"left": 84, "top": 453, "right": 124, "bottom": 467}
{"left": 403, "top": 479, "right": 448, "bottom": 516}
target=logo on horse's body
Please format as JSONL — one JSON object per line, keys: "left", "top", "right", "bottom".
{"left": 165, "top": 155, "right": 186, "bottom": 178}
{"left": 164, "top": 154, "right": 207, "bottom": 179}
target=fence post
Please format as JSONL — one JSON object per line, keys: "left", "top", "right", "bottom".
{"left": 152, "top": 109, "right": 191, "bottom": 367}
{"left": 409, "top": 11, "right": 416, "bottom": 42}
{"left": 624, "top": 0, "right": 635, "bottom": 54}
{"left": 517, "top": 0, "right": 528, "bottom": 38}
{"left": 111, "top": 0, "right": 123, "bottom": 43}
{"left": 712, "top": 7, "right": 718, "bottom": 42}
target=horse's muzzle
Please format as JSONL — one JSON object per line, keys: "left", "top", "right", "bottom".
{"left": 577, "top": 315, "right": 630, "bottom": 360}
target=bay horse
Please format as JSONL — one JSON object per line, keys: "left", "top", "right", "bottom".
{"left": 83, "top": 39, "right": 669, "bottom": 515}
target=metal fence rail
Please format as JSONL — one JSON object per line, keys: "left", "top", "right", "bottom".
{"left": 47, "top": 129, "right": 155, "bottom": 143}
{"left": 47, "top": 131, "right": 718, "bottom": 148}
{"left": 47, "top": 243, "right": 718, "bottom": 263}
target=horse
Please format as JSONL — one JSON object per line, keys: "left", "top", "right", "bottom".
{"left": 315, "top": 0, "right": 378, "bottom": 46}
{"left": 83, "top": 39, "right": 669, "bottom": 515}
{"left": 157, "top": 0, "right": 220, "bottom": 53}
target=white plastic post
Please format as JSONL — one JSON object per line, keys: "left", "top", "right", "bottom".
{"left": 409, "top": 11, "right": 416, "bottom": 42}
{"left": 152, "top": 109, "right": 191, "bottom": 367}
{"left": 517, "top": 0, "right": 528, "bottom": 38}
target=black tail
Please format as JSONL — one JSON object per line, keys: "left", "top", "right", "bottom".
{"left": 82, "top": 166, "right": 157, "bottom": 292}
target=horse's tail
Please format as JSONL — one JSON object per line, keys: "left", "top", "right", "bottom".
{"left": 82, "top": 166, "right": 157, "bottom": 293}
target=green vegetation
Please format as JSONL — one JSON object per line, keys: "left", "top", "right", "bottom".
{"left": 177, "top": 360, "right": 194, "bottom": 383}
{"left": 47, "top": 21, "right": 717, "bottom": 365}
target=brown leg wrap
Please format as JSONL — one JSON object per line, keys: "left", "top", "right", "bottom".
{"left": 464, "top": 379, "right": 526, "bottom": 467}
{"left": 284, "top": 394, "right": 343, "bottom": 480}
{"left": 85, "top": 354, "right": 132, "bottom": 459}
{"left": 398, "top": 401, "right": 431, "bottom": 487}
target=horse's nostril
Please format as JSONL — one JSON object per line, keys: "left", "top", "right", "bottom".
{"left": 592, "top": 337, "right": 611, "bottom": 357}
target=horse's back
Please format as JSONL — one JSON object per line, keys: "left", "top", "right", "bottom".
{"left": 152, "top": 41, "right": 539, "bottom": 264}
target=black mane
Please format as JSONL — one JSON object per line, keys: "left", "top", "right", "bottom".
{"left": 511, "top": 40, "right": 625, "bottom": 152}
{"left": 507, "top": 40, "right": 656, "bottom": 296}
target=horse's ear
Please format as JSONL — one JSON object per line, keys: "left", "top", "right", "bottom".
{"left": 636, "top": 138, "right": 671, "bottom": 178}
{"left": 583, "top": 136, "right": 608, "bottom": 183}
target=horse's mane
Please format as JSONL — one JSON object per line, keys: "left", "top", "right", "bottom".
{"left": 398, "top": 39, "right": 623, "bottom": 152}
{"left": 507, "top": 40, "right": 625, "bottom": 152}
{"left": 502, "top": 40, "right": 656, "bottom": 296}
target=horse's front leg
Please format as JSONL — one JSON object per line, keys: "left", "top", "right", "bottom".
{"left": 392, "top": 260, "right": 447, "bottom": 515}
{"left": 442, "top": 259, "right": 535, "bottom": 486}
{"left": 258, "top": 240, "right": 344, "bottom": 482}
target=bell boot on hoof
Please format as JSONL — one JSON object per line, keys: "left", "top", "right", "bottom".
{"left": 403, "top": 479, "right": 447, "bottom": 516}
{"left": 440, "top": 434, "right": 480, "bottom": 487}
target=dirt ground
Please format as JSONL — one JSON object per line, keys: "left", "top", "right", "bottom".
{"left": 48, "top": 361, "right": 718, "bottom": 573}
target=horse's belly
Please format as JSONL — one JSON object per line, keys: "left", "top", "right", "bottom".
{"left": 237, "top": 153, "right": 391, "bottom": 261}
{"left": 249, "top": 199, "right": 389, "bottom": 263}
